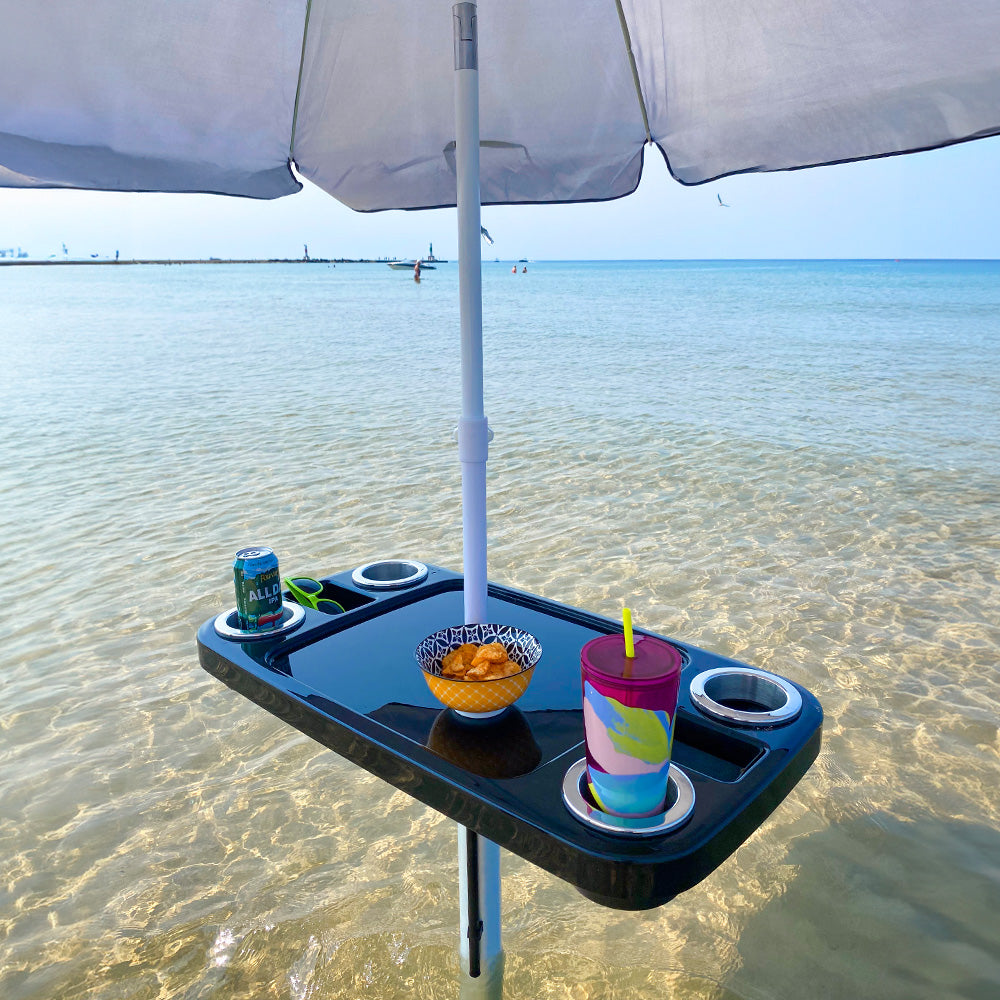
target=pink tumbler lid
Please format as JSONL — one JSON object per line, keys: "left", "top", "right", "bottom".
{"left": 581, "top": 634, "right": 682, "bottom": 684}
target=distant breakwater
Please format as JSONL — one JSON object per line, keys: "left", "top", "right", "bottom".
{"left": 0, "top": 258, "right": 391, "bottom": 266}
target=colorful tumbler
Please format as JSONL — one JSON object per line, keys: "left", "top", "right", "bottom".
{"left": 581, "top": 633, "right": 682, "bottom": 817}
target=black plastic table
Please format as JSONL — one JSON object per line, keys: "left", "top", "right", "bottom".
{"left": 197, "top": 563, "right": 822, "bottom": 911}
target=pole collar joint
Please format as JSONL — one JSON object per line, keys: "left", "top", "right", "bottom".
{"left": 457, "top": 416, "right": 491, "bottom": 462}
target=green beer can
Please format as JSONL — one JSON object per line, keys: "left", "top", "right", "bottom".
{"left": 233, "top": 546, "right": 283, "bottom": 631}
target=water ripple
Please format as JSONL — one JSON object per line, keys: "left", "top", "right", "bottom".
{"left": 2, "top": 261, "right": 999, "bottom": 999}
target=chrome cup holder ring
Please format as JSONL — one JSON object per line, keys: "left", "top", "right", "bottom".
{"left": 351, "top": 559, "right": 429, "bottom": 589}
{"left": 213, "top": 602, "right": 305, "bottom": 641}
{"left": 689, "top": 666, "right": 802, "bottom": 727}
{"left": 561, "top": 758, "right": 695, "bottom": 837}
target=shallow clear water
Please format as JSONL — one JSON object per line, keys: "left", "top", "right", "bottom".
{"left": 2, "top": 260, "right": 999, "bottom": 999}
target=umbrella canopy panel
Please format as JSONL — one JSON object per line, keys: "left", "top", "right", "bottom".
{"left": 295, "top": 0, "right": 646, "bottom": 209}
{"left": 0, "top": 0, "right": 304, "bottom": 198}
{"left": 635, "top": 0, "right": 1000, "bottom": 184}
{"left": 2, "top": 0, "right": 999, "bottom": 207}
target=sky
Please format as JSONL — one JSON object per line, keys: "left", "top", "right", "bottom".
{"left": 1, "top": 136, "right": 998, "bottom": 262}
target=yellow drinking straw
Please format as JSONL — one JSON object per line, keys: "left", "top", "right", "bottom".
{"left": 623, "top": 607, "right": 635, "bottom": 658}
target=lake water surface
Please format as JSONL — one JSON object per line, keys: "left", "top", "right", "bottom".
{"left": 2, "top": 260, "right": 998, "bottom": 999}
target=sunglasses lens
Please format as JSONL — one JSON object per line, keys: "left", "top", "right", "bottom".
{"left": 291, "top": 578, "right": 322, "bottom": 595}
{"left": 316, "top": 599, "right": 345, "bottom": 615}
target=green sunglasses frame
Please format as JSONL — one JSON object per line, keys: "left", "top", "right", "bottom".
{"left": 283, "top": 576, "right": 346, "bottom": 615}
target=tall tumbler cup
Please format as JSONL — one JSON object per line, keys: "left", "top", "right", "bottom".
{"left": 581, "top": 634, "right": 682, "bottom": 817}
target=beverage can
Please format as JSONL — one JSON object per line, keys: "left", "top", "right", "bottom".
{"left": 233, "top": 546, "right": 283, "bottom": 631}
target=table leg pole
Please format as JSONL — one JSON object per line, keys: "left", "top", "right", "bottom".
{"left": 457, "top": 824, "right": 504, "bottom": 997}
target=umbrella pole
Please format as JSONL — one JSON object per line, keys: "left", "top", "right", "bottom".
{"left": 454, "top": 0, "right": 489, "bottom": 628}
{"left": 453, "top": 5, "right": 503, "bottom": 996}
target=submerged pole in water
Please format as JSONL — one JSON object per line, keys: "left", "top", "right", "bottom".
{"left": 458, "top": 825, "right": 503, "bottom": 996}
{"left": 453, "top": 5, "right": 503, "bottom": 994}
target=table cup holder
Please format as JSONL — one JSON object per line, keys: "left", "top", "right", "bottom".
{"left": 213, "top": 602, "right": 305, "bottom": 641}
{"left": 689, "top": 666, "right": 802, "bottom": 728}
{"left": 561, "top": 758, "right": 695, "bottom": 837}
{"left": 351, "top": 559, "right": 429, "bottom": 589}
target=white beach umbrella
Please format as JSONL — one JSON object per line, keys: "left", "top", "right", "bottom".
{"left": 3, "top": 1, "right": 999, "bottom": 986}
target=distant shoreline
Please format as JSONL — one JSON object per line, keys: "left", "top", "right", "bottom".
{"left": 3, "top": 257, "right": 996, "bottom": 267}
{"left": 0, "top": 257, "right": 390, "bottom": 266}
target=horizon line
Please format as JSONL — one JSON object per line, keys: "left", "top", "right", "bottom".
{"left": 3, "top": 255, "right": 998, "bottom": 266}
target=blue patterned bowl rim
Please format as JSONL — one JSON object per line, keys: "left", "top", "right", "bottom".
{"left": 415, "top": 624, "right": 542, "bottom": 682}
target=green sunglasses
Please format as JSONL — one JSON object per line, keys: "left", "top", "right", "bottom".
{"left": 283, "top": 577, "right": 345, "bottom": 615}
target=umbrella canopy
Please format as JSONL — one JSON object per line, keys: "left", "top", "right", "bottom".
{"left": 4, "top": 0, "right": 999, "bottom": 205}
{"left": 3, "top": 0, "right": 999, "bottom": 621}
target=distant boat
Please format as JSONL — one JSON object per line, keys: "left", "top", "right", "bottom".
{"left": 388, "top": 259, "right": 436, "bottom": 270}
{"left": 389, "top": 243, "right": 446, "bottom": 269}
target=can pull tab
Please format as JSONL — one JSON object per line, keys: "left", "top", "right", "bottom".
{"left": 453, "top": 2, "right": 478, "bottom": 71}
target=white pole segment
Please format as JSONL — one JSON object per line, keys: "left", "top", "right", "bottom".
{"left": 453, "top": 0, "right": 488, "bottom": 627}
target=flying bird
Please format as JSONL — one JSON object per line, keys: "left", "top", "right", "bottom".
{"left": 480, "top": 225, "right": 495, "bottom": 245}
{"left": 717, "top": 193, "right": 730, "bottom": 207}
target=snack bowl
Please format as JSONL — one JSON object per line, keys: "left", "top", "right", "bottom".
{"left": 415, "top": 624, "right": 542, "bottom": 718}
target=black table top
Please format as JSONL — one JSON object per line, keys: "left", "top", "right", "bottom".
{"left": 197, "top": 564, "right": 822, "bottom": 909}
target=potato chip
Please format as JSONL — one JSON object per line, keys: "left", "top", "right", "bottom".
{"left": 470, "top": 642, "right": 508, "bottom": 668}
{"left": 440, "top": 641, "right": 518, "bottom": 680}
{"left": 441, "top": 642, "right": 479, "bottom": 676}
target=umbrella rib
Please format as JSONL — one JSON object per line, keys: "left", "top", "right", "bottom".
{"left": 614, "top": 0, "right": 652, "bottom": 144}
{"left": 289, "top": 0, "right": 315, "bottom": 160}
